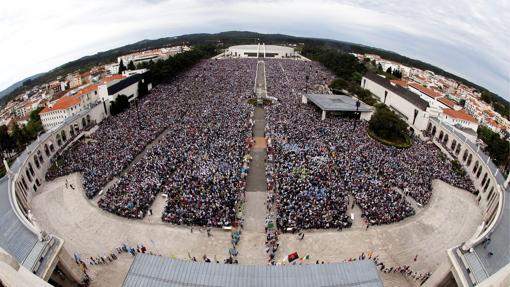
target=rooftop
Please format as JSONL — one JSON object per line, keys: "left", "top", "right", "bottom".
{"left": 40, "top": 95, "right": 81, "bottom": 113}
{"left": 107, "top": 72, "right": 150, "bottom": 95}
{"left": 100, "top": 74, "right": 126, "bottom": 85}
{"left": 123, "top": 253, "right": 383, "bottom": 287}
{"left": 306, "top": 94, "right": 373, "bottom": 112}
{"left": 443, "top": 108, "right": 477, "bottom": 123}
{"left": 390, "top": 79, "right": 408, "bottom": 88}
{"left": 438, "top": 97, "right": 457, "bottom": 109}
{"left": 364, "top": 72, "right": 429, "bottom": 111}
{"left": 408, "top": 83, "right": 444, "bottom": 99}
{"left": 75, "top": 84, "right": 98, "bottom": 97}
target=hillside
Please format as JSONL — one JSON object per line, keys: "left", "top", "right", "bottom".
{"left": 0, "top": 73, "right": 43, "bottom": 99}
{"left": 1, "top": 31, "right": 508, "bottom": 114}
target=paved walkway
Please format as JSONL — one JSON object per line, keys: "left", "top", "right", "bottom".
{"left": 245, "top": 107, "right": 267, "bottom": 193}
{"left": 32, "top": 177, "right": 481, "bottom": 286}
{"left": 32, "top": 173, "right": 232, "bottom": 287}
{"left": 236, "top": 61, "right": 268, "bottom": 262}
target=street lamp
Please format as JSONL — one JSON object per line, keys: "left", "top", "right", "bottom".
{"left": 353, "top": 100, "right": 361, "bottom": 131}
{"left": 135, "top": 97, "right": 143, "bottom": 130}
{"left": 305, "top": 75, "right": 309, "bottom": 94}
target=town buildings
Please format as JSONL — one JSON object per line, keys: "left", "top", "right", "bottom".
{"left": 354, "top": 52, "right": 508, "bottom": 137}
{"left": 39, "top": 84, "right": 100, "bottom": 130}
{"left": 106, "top": 46, "right": 190, "bottom": 74}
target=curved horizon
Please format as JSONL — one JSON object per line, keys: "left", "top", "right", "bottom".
{"left": 0, "top": 0, "right": 508, "bottom": 100}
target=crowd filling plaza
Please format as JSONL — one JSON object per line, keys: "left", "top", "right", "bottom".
{"left": 47, "top": 58, "right": 474, "bottom": 231}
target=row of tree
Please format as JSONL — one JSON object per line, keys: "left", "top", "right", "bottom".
{"left": 477, "top": 126, "right": 510, "bottom": 174}
{"left": 480, "top": 91, "right": 510, "bottom": 120}
{"left": 136, "top": 45, "right": 217, "bottom": 85}
{"left": 0, "top": 108, "right": 44, "bottom": 160}
{"left": 107, "top": 46, "right": 216, "bottom": 118}
{"left": 301, "top": 45, "right": 379, "bottom": 106}
{"left": 118, "top": 59, "right": 137, "bottom": 74}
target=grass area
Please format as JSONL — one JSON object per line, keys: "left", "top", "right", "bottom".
{"left": 368, "top": 128, "right": 413, "bottom": 148}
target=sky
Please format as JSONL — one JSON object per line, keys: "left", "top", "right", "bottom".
{"left": 0, "top": 0, "right": 509, "bottom": 100}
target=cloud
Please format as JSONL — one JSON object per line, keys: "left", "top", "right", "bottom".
{"left": 0, "top": 0, "right": 508, "bottom": 99}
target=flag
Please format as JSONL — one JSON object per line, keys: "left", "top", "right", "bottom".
{"left": 288, "top": 252, "right": 299, "bottom": 263}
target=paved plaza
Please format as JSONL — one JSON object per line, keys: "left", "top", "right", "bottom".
{"left": 30, "top": 59, "right": 483, "bottom": 286}
{"left": 32, "top": 175, "right": 481, "bottom": 287}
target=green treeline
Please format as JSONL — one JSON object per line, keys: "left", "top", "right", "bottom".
{"left": 477, "top": 126, "right": 510, "bottom": 174}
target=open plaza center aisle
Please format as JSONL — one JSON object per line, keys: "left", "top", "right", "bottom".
{"left": 236, "top": 61, "right": 270, "bottom": 264}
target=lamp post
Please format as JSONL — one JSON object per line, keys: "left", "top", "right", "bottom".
{"left": 353, "top": 100, "right": 361, "bottom": 131}
{"left": 135, "top": 97, "right": 142, "bottom": 130}
{"left": 305, "top": 75, "right": 309, "bottom": 94}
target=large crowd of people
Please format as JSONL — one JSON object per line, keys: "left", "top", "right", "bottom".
{"left": 48, "top": 56, "right": 475, "bottom": 231}
{"left": 49, "top": 59, "right": 257, "bottom": 224}
{"left": 264, "top": 59, "right": 475, "bottom": 231}
{"left": 99, "top": 59, "right": 257, "bottom": 222}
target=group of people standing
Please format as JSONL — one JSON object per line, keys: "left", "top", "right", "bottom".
{"left": 263, "top": 59, "right": 475, "bottom": 230}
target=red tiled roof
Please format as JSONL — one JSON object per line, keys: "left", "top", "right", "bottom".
{"left": 76, "top": 84, "right": 98, "bottom": 96}
{"left": 484, "top": 109, "right": 495, "bottom": 117}
{"left": 486, "top": 118, "right": 498, "bottom": 127}
{"left": 41, "top": 95, "right": 81, "bottom": 113}
{"left": 438, "top": 97, "right": 457, "bottom": 109}
{"left": 409, "top": 83, "right": 443, "bottom": 99}
{"left": 101, "top": 74, "right": 125, "bottom": 84}
{"left": 443, "top": 109, "right": 477, "bottom": 123}
{"left": 390, "top": 79, "right": 408, "bottom": 88}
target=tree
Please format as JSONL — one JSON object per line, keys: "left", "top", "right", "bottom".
{"left": 146, "top": 45, "right": 217, "bottom": 85}
{"left": 392, "top": 69, "right": 402, "bottom": 79}
{"left": 22, "top": 107, "right": 44, "bottom": 142}
{"left": 118, "top": 60, "right": 126, "bottom": 74}
{"left": 386, "top": 67, "right": 392, "bottom": 74}
{"left": 110, "top": 95, "right": 130, "bottom": 116}
{"left": 127, "top": 60, "right": 136, "bottom": 71}
{"left": 137, "top": 81, "right": 148, "bottom": 98}
{"left": 480, "top": 91, "right": 492, "bottom": 104}
{"left": 369, "top": 105, "right": 409, "bottom": 143}
{"left": 477, "top": 125, "right": 510, "bottom": 172}
{"left": 0, "top": 125, "right": 13, "bottom": 156}
{"left": 11, "top": 124, "right": 28, "bottom": 150}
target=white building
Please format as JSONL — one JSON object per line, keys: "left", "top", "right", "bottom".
{"left": 408, "top": 82, "right": 461, "bottom": 110}
{"left": 66, "top": 72, "right": 82, "bottom": 89}
{"left": 223, "top": 44, "right": 301, "bottom": 59}
{"left": 122, "top": 68, "right": 149, "bottom": 77}
{"left": 439, "top": 108, "right": 479, "bottom": 132}
{"left": 106, "top": 63, "right": 120, "bottom": 75}
{"left": 14, "top": 99, "right": 43, "bottom": 118}
{"left": 97, "top": 72, "right": 152, "bottom": 104}
{"left": 362, "top": 72, "right": 430, "bottom": 132}
{"left": 47, "top": 80, "right": 66, "bottom": 94}
{"left": 117, "top": 46, "right": 190, "bottom": 66}
{"left": 40, "top": 84, "right": 100, "bottom": 130}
